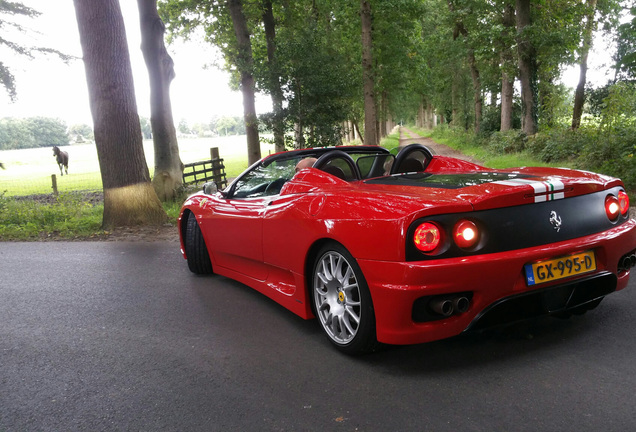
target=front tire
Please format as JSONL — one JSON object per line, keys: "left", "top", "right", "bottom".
{"left": 311, "top": 243, "right": 377, "bottom": 354}
{"left": 185, "top": 214, "right": 213, "bottom": 275}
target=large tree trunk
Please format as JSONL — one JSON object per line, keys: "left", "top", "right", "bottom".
{"left": 262, "top": 0, "right": 285, "bottom": 152}
{"left": 73, "top": 0, "right": 166, "bottom": 229}
{"left": 516, "top": 0, "right": 538, "bottom": 135}
{"left": 572, "top": 0, "right": 597, "bottom": 130}
{"left": 228, "top": 0, "right": 261, "bottom": 165}
{"left": 137, "top": 0, "right": 183, "bottom": 202}
{"left": 361, "top": 0, "right": 377, "bottom": 146}
{"left": 500, "top": 4, "right": 515, "bottom": 132}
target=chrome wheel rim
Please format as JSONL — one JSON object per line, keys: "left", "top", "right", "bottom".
{"left": 313, "top": 251, "right": 362, "bottom": 345}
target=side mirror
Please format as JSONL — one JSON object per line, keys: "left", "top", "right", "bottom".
{"left": 203, "top": 182, "right": 218, "bottom": 195}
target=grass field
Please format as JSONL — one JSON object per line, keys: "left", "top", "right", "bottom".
{"left": 0, "top": 135, "right": 275, "bottom": 197}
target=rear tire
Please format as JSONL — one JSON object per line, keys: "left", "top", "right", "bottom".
{"left": 311, "top": 243, "right": 378, "bottom": 355}
{"left": 185, "top": 214, "right": 213, "bottom": 275}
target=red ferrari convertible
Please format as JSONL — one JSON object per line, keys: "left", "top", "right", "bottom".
{"left": 178, "top": 144, "right": 636, "bottom": 354}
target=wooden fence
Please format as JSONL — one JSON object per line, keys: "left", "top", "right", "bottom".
{"left": 182, "top": 147, "right": 228, "bottom": 190}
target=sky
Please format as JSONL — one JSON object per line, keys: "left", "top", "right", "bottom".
{"left": 0, "top": 0, "right": 271, "bottom": 126}
{"left": 0, "top": 1, "right": 618, "bottom": 127}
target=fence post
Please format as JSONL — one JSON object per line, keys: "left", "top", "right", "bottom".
{"left": 210, "top": 147, "right": 221, "bottom": 185}
{"left": 51, "top": 174, "right": 58, "bottom": 196}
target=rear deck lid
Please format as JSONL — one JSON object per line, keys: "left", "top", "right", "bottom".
{"left": 363, "top": 168, "right": 621, "bottom": 211}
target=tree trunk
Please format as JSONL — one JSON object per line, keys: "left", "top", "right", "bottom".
{"left": 500, "top": 4, "right": 515, "bottom": 132}
{"left": 500, "top": 69, "right": 514, "bottom": 131}
{"left": 354, "top": 121, "right": 363, "bottom": 144}
{"left": 572, "top": 0, "right": 597, "bottom": 130}
{"left": 467, "top": 50, "right": 482, "bottom": 134}
{"left": 73, "top": 0, "right": 166, "bottom": 229}
{"left": 449, "top": 7, "right": 482, "bottom": 134}
{"left": 228, "top": 0, "right": 261, "bottom": 165}
{"left": 361, "top": 0, "right": 377, "bottom": 146}
{"left": 137, "top": 0, "right": 183, "bottom": 202}
{"left": 516, "top": 0, "right": 538, "bottom": 135}
{"left": 262, "top": 0, "right": 285, "bottom": 152}
{"left": 451, "top": 78, "right": 458, "bottom": 126}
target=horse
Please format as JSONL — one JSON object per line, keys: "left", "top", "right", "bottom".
{"left": 53, "top": 146, "right": 69, "bottom": 176}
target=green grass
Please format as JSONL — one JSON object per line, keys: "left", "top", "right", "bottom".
{"left": 380, "top": 131, "right": 400, "bottom": 152}
{"left": 0, "top": 136, "right": 274, "bottom": 197}
{"left": 0, "top": 192, "right": 104, "bottom": 240}
{"left": 0, "top": 135, "right": 277, "bottom": 240}
{"left": 0, "top": 191, "right": 185, "bottom": 241}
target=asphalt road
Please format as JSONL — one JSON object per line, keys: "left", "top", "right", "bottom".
{"left": 1, "top": 241, "right": 636, "bottom": 431}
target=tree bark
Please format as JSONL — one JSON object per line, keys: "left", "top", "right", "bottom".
{"left": 500, "top": 4, "right": 515, "bottom": 131}
{"left": 516, "top": 0, "right": 538, "bottom": 135}
{"left": 73, "top": 0, "right": 166, "bottom": 229}
{"left": 572, "top": 0, "right": 597, "bottom": 130}
{"left": 227, "top": 0, "right": 261, "bottom": 165}
{"left": 137, "top": 0, "right": 183, "bottom": 202}
{"left": 361, "top": 0, "right": 377, "bottom": 146}
{"left": 262, "top": 0, "right": 285, "bottom": 152}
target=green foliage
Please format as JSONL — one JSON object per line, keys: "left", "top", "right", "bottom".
{"left": 0, "top": 117, "right": 70, "bottom": 150}
{"left": 485, "top": 130, "right": 528, "bottom": 154}
{"left": 68, "top": 123, "right": 94, "bottom": 143}
{"left": 615, "top": 6, "right": 636, "bottom": 80}
{"left": 0, "top": 191, "right": 184, "bottom": 240}
{"left": 526, "top": 127, "right": 592, "bottom": 162}
{"left": 0, "top": 192, "right": 103, "bottom": 240}
{"left": 215, "top": 116, "right": 245, "bottom": 136}
{"left": 598, "top": 81, "right": 636, "bottom": 131}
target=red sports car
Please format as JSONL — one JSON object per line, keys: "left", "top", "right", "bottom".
{"left": 178, "top": 144, "right": 636, "bottom": 354}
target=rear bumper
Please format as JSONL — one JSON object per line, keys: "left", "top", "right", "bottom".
{"left": 358, "top": 218, "right": 636, "bottom": 345}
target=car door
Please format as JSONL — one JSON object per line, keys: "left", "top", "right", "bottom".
{"left": 205, "top": 195, "right": 269, "bottom": 281}
{"left": 203, "top": 159, "right": 298, "bottom": 281}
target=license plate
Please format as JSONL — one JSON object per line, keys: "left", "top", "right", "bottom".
{"left": 525, "top": 250, "right": 596, "bottom": 286}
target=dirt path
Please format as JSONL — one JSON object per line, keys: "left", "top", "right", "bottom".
{"left": 399, "top": 126, "right": 483, "bottom": 165}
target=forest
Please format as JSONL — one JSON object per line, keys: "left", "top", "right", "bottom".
{"left": 2, "top": 0, "right": 636, "bottom": 228}
{"left": 158, "top": 0, "right": 636, "bottom": 186}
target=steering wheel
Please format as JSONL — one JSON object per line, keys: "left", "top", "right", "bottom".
{"left": 264, "top": 178, "right": 288, "bottom": 195}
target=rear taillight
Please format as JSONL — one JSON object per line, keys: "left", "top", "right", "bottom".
{"left": 605, "top": 195, "right": 621, "bottom": 221}
{"left": 618, "top": 190, "right": 629, "bottom": 216}
{"left": 413, "top": 222, "right": 442, "bottom": 253}
{"left": 453, "top": 220, "right": 479, "bottom": 249}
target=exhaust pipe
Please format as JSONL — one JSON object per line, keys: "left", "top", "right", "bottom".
{"left": 429, "top": 295, "right": 471, "bottom": 317}
{"left": 430, "top": 298, "right": 454, "bottom": 317}
{"left": 453, "top": 296, "right": 470, "bottom": 314}
{"left": 622, "top": 256, "right": 632, "bottom": 270}
{"left": 619, "top": 253, "right": 636, "bottom": 271}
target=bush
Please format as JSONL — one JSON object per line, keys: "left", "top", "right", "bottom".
{"left": 486, "top": 130, "right": 527, "bottom": 154}
{"left": 526, "top": 128, "right": 590, "bottom": 163}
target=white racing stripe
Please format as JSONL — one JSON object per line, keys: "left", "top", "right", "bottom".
{"left": 494, "top": 178, "right": 565, "bottom": 203}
